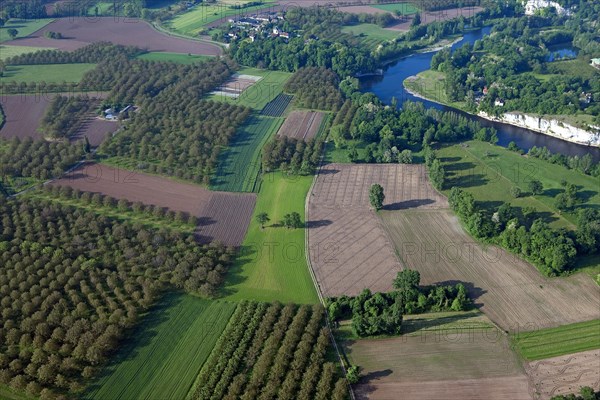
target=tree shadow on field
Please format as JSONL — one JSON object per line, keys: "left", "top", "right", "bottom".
{"left": 217, "top": 244, "right": 258, "bottom": 297}
{"left": 383, "top": 199, "right": 435, "bottom": 210}
{"left": 435, "top": 280, "right": 487, "bottom": 307}
{"left": 441, "top": 161, "right": 476, "bottom": 173}
{"left": 305, "top": 219, "right": 332, "bottom": 228}
{"left": 401, "top": 310, "right": 482, "bottom": 335}
{"left": 318, "top": 167, "right": 340, "bottom": 175}
{"left": 439, "top": 156, "right": 462, "bottom": 163}
{"left": 445, "top": 173, "right": 488, "bottom": 188}
{"left": 82, "top": 292, "right": 182, "bottom": 395}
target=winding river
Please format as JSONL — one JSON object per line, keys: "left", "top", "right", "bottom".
{"left": 361, "top": 27, "right": 600, "bottom": 161}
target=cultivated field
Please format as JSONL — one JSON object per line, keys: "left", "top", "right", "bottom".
{"left": 53, "top": 162, "right": 256, "bottom": 246}
{"left": 0, "top": 95, "right": 50, "bottom": 139}
{"left": 70, "top": 116, "right": 118, "bottom": 147}
{"left": 308, "top": 163, "right": 446, "bottom": 297}
{"left": 211, "top": 115, "right": 284, "bottom": 192}
{"left": 261, "top": 93, "right": 293, "bottom": 117}
{"left": 135, "top": 52, "right": 213, "bottom": 64}
{"left": 210, "top": 73, "right": 262, "bottom": 98}
{"left": 0, "top": 44, "right": 54, "bottom": 61}
{"left": 386, "top": 6, "right": 485, "bottom": 31}
{"left": 85, "top": 294, "right": 236, "bottom": 400}
{"left": 345, "top": 330, "right": 531, "bottom": 400}
{"left": 381, "top": 209, "right": 600, "bottom": 330}
{"left": 526, "top": 349, "right": 600, "bottom": 400}
{"left": 5, "top": 17, "right": 222, "bottom": 55}
{"left": 277, "top": 110, "right": 325, "bottom": 140}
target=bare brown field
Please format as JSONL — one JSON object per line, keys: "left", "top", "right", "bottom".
{"left": 5, "top": 17, "right": 222, "bottom": 55}
{"left": 277, "top": 110, "right": 324, "bottom": 140}
{"left": 308, "top": 163, "right": 445, "bottom": 296}
{"left": 526, "top": 349, "right": 600, "bottom": 400}
{"left": 345, "top": 331, "right": 531, "bottom": 400}
{"left": 386, "top": 6, "right": 484, "bottom": 31}
{"left": 70, "top": 116, "right": 119, "bottom": 147}
{"left": 52, "top": 163, "right": 256, "bottom": 246}
{"left": 0, "top": 94, "right": 50, "bottom": 139}
{"left": 338, "top": 5, "right": 386, "bottom": 14}
{"left": 380, "top": 209, "right": 600, "bottom": 330}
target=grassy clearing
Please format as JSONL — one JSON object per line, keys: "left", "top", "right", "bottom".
{"left": 211, "top": 115, "right": 284, "bottom": 192}
{"left": 0, "top": 63, "right": 96, "bottom": 83}
{"left": 221, "top": 172, "right": 319, "bottom": 304}
{"left": 548, "top": 58, "right": 599, "bottom": 79}
{"left": 167, "top": 2, "right": 274, "bottom": 35}
{"left": 511, "top": 319, "right": 600, "bottom": 360}
{"left": 404, "top": 69, "right": 466, "bottom": 109}
{"left": 85, "top": 294, "right": 236, "bottom": 400}
{"left": 0, "top": 19, "right": 54, "bottom": 42}
{"left": 342, "top": 23, "right": 400, "bottom": 48}
{"left": 574, "top": 254, "right": 600, "bottom": 280}
{"left": 0, "top": 44, "right": 54, "bottom": 61}
{"left": 437, "top": 140, "right": 600, "bottom": 228}
{"left": 135, "top": 51, "right": 213, "bottom": 64}
{"left": 372, "top": 2, "right": 420, "bottom": 14}
{"left": 26, "top": 189, "right": 196, "bottom": 233}
{"left": 0, "top": 385, "right": 36, "bottom": 400}
{"left": 208, "top": 68, "right": 291, "bottom": 111}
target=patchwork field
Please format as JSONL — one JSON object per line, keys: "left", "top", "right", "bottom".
{"left": 277, "top": 110, "right": 325, "bottom": 140}
{"left": 211, "top": 115, "right": 284, "bottom": 192}
{"left": 526, "top": 349, "right": 600, "bottom": 400}
{"left": 308, "top": 163, "right": 446, "bottom": 297}
{"left": 53, "top": 162, "right": 256, "bottom": 246}
{"left": 381, "top": 209, "right": 600, "bottom": 330}
{"left": 0, "top": 63, "right": 96, "bottom": 83}
{"left": 84, "top": 294, "right": 236, "bottom": 400}
{"left": 344, "top": 330, "right": 530, "bottom": 400}
{"left": 0, "top": 19, "right": 54, "bottom": 42}
{"left": 5, "top": 17, "right": 222, "bottom": 55}
{"left": 222, "top": 172, "right": 318, "bottom": 304}
{"left": 260, "top": 93, "right": 293, "bottom": 117}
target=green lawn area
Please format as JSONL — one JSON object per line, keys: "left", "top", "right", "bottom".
{"left": 166, "top": 2, "right": 274, "bottom": 36}
{"left": 0, "top": 44, "right": 53, "bottom": 61}
{"left": 371, "top": 2, "right": 419, "bottom": 14}
{"left": 221, "top": 171, "right": 319, "bottom": 304}
{"left": 436, "top": 140, "right": 600, "bottom": 229}
{"left": 136, "top": 51, "right": 214, "bottom": 64}
{"left": 85, "top": 294, "right": 236, "bottom": 400}
{"left": 208, "top": 68, "right": 292, "bottom": 111}
{"left": 548, "top": 58, "right": 599, "bottom": 79}
{"left": 0, "top": 18, "right": 54, "bottom": 42}
{"left": 87, "top": 1, "right": 114, "bottom": 15}
{"left": 404, "top": 69, "right": 466, "bottom": 109}
{"left": 26, "top": 189, "right": 196, "bottom": 233}
{"left": 211, "top": 114, "right": 284, "bottom": 192}
{"left": 0, "top": 385, "right": 36, "bottom": 400}
{"left": 511, "top": 319, "right": 600, "bottom": 360}
{"left": 0, "top": 63, "right": 96, "bottom": 83}
{"left": 341, "top": 23, "right": 400, "bottom": 48}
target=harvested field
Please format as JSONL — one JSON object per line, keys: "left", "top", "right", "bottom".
{"left": 210, "top": 73, "right": 262, "bottom": 98}
{"left": 381, "top": 209, "right": 600, "bottom": 331}
{"left": 0, "top": 94, "right": 50, "bottom": 139}
{"left": 526, "top": 349, "right": 600, "bottom": 400}
{"left": 52, "top": 163, "right": 256, "bottom": 246}
{"left": 345, "top": 330, "right": 531, "bottom": 400}
{"left": 277, "top": 110, "right": 325, "bottom": 140}
{"left": 308, "top": 163, "right": 446, "bottom": 296}
{"left": 70, "top": 116, "right": 118, "bottom": 147}
{"left": 5, "top": 17, "right": 222, "bottom": 55}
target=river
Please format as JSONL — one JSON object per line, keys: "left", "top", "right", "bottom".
{"left": 360, "top": 27, "right": 600, "bottom": 161}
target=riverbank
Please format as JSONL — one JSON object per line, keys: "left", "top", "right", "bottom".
{"left": 404, "top": 73, "right": 600, "bottom": 148}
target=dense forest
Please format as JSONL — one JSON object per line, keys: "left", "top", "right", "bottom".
{"left": 262, "top": 136, "right": 324, "bottom": 175}
{"left": 40, "top": 96, "right": 95, "bottom": 139}
{"left": 327, "top": 270, "right": 470, "bottom": 337}
{"left": 284, "top": 67, "right": 343, "bottom": 111}
{"left": 0, "top": 197, "right": 233, "bottom": 397}
{"left": 0, "top": 137, "right": 84, "bottom": 182}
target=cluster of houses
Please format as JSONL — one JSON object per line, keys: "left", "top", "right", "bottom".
{"left": 473, "top": 86, "right": 505, "bottom": 107}
{"left": 225, "top": 12, "right": 291, "bottom": 42}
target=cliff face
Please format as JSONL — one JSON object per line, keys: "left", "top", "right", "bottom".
{"left": 479, "top": 112, "right": 600, "bottom": 147}
{"left": 523, "top": 0, "right": 568, "bottom": 15}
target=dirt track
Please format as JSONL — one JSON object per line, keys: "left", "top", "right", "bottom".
{"left": 5, "top": 17, "right": 222, "bottom": 55}
{"left": 526, "top": 349, "right": 600, "bottom": 400}
{"left": 52, "top": 163, "right": 256, "bottom": 246}
{"left": 308, "top": 163, "right": 445, "bottom": 296}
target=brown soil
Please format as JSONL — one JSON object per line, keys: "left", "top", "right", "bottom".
{"left": 526, "top": 349, "right": 600, "bottom": 400}
{"left": 386, "top": 6, "right": 485, "bottom": 31}
{"left": 0, "top": 94, "right": 50, "bottom": 140}
{"left": 277, "top": 110, "right": 324, "bottom": 140}
{"left": 381, "top": 209, "right": 600, "bottom": 330}
{"left": 308, "top": 163, "right": 445, "bottom": 297}
{"left": 346, "top": 331, "right": 531, "bottom": 400}
{"left": 70, "top": 116, "right": 119, "bottom": 148}
{"left": 52, "top": 162, "right": 256, "bottom": 246}
{"left": 5, "top": 17, "right": 222, "bottom": 55}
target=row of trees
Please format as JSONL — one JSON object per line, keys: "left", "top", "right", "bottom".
{"left": 189, "top": 302, "right": 347, "bottom": 400}
{"left": 40, "top": 95, "right": 95, "bottom": 139}
{"left": 526, "top": 145, "right": 599, "bottom": 177}
{"left": 262, "top": 136, "right": 323, "bottom": 175}
{"left": 0, "top": 137, "right": 84, "bottom": 183}
{"left": 5, "top": 43, "right": 141, "bottom": 66}
{"left": 284, "top": 67, "right": 344, "bottom": 111}
{"left": 0, "top": 197, "right": 233, "bottom": 397}
{"left": 327, "top": 270, "right": 471, "bottom": 336}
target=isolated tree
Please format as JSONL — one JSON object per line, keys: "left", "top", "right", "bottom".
{"left": 510, "top": 186, "right": 522, "bottom": 198}
{"left": 411, "top": 13, "right": 421, "bottom": 27}
{"left": 256, "top": 212, "right": 270, "bottom": 229}
{"left": 369, "top": 184, "right": 385, "bottom": 210}
{"left": 7, "top": 28, "right": 18, "bottom": 40}
{"left": 83, "top": 136, "right": 91, "bottom": 153}
{"left": 346, "top": 365, "right": 361, "bottom": 384}
{"left": 528, "top": 179, "right": 543, "bottom": 195}
{"left": 393, "top": 269, "right": 420, "bottom": 305}
{"left": 283, "top": 212, "right": 303, "bottom": 229}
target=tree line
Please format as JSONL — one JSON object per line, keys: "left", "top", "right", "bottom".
{"left": 327, "top": 269, "right": 470, "bottom": 337}
{"left": 262, "top": 135, "right": 324, "bottom": 175}
{"left": 0, "top": 197, "right": 233, "bottom": 398}
{"left": 284, "top": 67, "right": 343, "bottom": 111}
{"left": 40, "top": 95, "right": 95, "bottom": 139}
